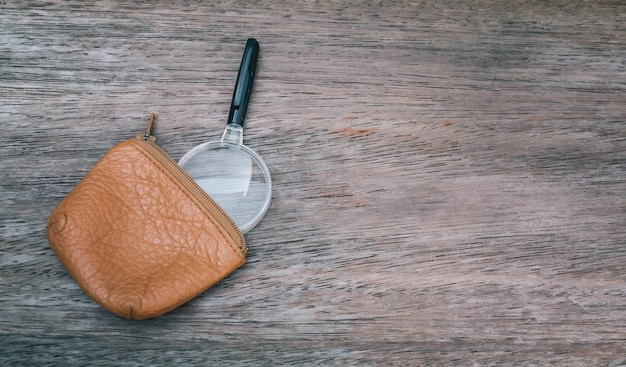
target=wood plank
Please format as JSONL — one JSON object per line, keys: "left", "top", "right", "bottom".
{"left": 1, "top": 1, "right": 625, "bottom": 365}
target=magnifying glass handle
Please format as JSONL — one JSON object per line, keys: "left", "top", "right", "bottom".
{"left": 228, "top": 38, "right": 260, "bottom": 128}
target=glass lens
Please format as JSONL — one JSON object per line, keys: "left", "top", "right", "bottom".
{"left": 179, "top": 141, "right": 271, "bottom": 233}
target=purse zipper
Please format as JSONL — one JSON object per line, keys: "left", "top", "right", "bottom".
{"left": 131, "top": 114, "right": 247, "bottom": 254}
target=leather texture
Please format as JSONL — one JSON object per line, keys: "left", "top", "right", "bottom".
{"left": 47, "top": 139, "right": 246, "bottom": 320}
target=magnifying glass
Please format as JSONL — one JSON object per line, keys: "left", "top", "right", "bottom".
{"left": 179, "top": 38, "right": 271, "bottom": 233}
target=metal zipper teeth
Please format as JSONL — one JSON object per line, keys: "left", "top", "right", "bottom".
{"left": 130, "top": 137, "right": 247, "bottom": 253}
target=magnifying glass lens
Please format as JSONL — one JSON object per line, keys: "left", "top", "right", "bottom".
{"left": 188, "top": 145, "right": 252, "bottom": 194}
{"left": 179, "top": 141, "right": 271, "bottom": 233}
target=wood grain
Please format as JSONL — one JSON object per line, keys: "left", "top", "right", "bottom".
{"left": 1, "top": 1, "right": 625, "bottom": 366}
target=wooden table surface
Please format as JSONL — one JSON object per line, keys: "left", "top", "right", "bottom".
{"left": 1, "top": 1, "right": 625, "bottom": 366}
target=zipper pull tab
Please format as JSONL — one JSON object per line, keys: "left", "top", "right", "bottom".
{"left": 137, "top": 113, "right": 157, "bottom": 142}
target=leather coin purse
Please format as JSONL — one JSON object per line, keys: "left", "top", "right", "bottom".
{"left": 46, "top": 114, "right": 247, "bottom": 320}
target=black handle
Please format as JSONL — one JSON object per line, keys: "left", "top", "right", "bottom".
{"left": 228, "top": 38, "right": 260, "bottom": 127}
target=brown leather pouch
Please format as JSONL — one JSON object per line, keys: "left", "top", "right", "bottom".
{"left": 46, "top": 115, "right": 246, "bottom": 320}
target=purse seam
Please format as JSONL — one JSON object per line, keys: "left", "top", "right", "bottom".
{"left": 126, "top": 140, "right": 242, "bottom": 256}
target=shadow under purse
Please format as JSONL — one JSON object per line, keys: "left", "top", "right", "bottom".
{"left": 46, "top": 114, "right": 247, "bottom": 320}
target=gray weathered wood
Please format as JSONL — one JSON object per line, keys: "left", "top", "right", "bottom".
{"left": 1, "top": 1, "right": 625, "bottom": 366}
